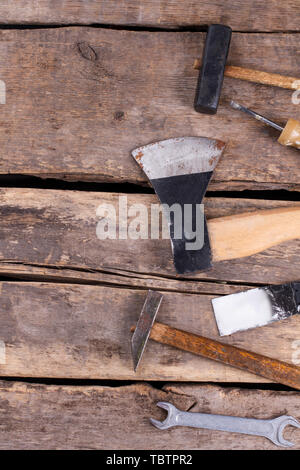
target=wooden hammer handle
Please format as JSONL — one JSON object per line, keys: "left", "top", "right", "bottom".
{"left": 207, "top": 206, "right": 300, "bottom": 262}
{"left": 193, "top": 60, "right": 300, "bottom": 90}
{"left": 150, "top": 322, "right": 300, "bottom": 390}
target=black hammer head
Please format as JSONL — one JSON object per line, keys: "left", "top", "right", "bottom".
{"left": 131, "top": 290, "right": 163, "bottom": 372}
{"left": 194, "top": 24, "right": 232, "bottom": 114}
{"left": 132, "top": 137, "right": 225, "bottom": 274}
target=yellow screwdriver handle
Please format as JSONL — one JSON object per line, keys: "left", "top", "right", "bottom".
{"left": 278, "top": 118, "right": 300, "bottom": 149}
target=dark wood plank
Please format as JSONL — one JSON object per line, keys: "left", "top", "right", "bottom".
{"left": 0, "top": 1, "right": 299, "bottom": 32}
{"left": 0, "top": 281, "right": 299, "bottom": 382}
{"left": 0, "top": 381, "right": 298, "bottom": 449}
{"left": 0, "top": 188, "right": 299, "bottom": 285}
{"left": 0, "top": 28, "right": 299, "bottom": 190}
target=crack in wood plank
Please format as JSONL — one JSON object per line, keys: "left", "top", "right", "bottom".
{"left": 0, "top": 1, "right": 299, "bottom": 32}
{"left": 0, "top": 380, "right": 298, "bottom": 449}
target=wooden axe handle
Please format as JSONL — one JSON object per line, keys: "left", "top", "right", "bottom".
{"left": 150, "top": 322, "right": 300, "bottom": 390}
{"left": 193, "top": 60, "right": 300, "bottom": 90}
{"left": 207, "top": 206, "right": 300, "bottom": 262}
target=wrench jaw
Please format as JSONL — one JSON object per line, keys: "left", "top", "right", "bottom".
{"left": 269, "top": 416, "right": 300, "bottom": 448}
{"left": 149, "top": 402, "right": 179, "bottom": 430}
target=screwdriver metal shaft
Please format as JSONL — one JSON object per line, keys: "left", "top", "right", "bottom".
{"left": 230, "top": 100, "right": 300, "bottom": 150}
{"left": 230, "top": 101, "right": 283, "bottom": 131}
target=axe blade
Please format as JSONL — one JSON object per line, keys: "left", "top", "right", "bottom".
{"left": 132, "top": 137, "right": 225, "bottom": 274}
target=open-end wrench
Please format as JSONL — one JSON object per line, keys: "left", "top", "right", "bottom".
{"left": 150, "top": 402, "right": 300, "bottom": 448}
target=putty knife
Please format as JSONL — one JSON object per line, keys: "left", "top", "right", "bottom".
{"left": 212, "top": 282, "right": 300, "bottom": 336}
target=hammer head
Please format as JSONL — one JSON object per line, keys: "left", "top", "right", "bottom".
{"left": 194, "top": 24, "right": 232, "bottom": 114}
{"left": 131, "top": 290, "right": 163, "bottom": 372}
{"left": 132, "top": 137, "right": 225, "bottom": 274}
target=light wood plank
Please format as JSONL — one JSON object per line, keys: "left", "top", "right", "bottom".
{"left": 0, "top": 281, "right": 299, "bottom": 382}
{"left": 0, "top": 381, "right": 298, "bottom": 449}
{"left": 0, "top": 28, "right": 299, "bottom": 190}
{"left": 0, "top": 262, "right": 250, "bottom": 296}
{"left": 0, "top": 1, "right": 299, "bottom": 32}
{"left": 0, "top": 188, "right": 299, "bottom": 285}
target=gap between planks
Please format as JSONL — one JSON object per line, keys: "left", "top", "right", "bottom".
{"left": 0, "top": 24, "right": 300, "bottom": 34}
{"left": 0, "top": 0, "right": 299, "bottom": 32}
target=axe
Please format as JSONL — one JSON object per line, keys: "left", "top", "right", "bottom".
{"left": 132, "top": 136, "right": 300, "bottom": 274}
{"left": 131, "top": 290, "right": 300, "bottom": 390}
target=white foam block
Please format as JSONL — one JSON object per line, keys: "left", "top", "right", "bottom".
{"left": 212, "top": 288, "right": 274, "bottom": 336}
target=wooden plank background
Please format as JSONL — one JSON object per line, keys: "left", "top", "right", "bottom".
{"left": 0, "top": 381, "right": 298, "bottom": 450}
{"left": 0, "top": 188, "right": 299, "bottom": 285}
{"left": 0, "top": 1, "right": 299, "bottom": 31}
{"left": 0, "top": 1, "right": 299, "bottom": 451}
{"left": 0, "top": 28, "right": 299, "bottom": 190}
{"left": 0, "top": 281, "right": 299, "bottom": 382}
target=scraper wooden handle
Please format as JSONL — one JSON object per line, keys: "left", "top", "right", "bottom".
{"left": 207, "top": 206, "right": 300, "bottom": 262}
{"left": 193, "top": 61, "right": 300, "bottom": 90}
{"left": 150, "top": 322, "right": 300, "bottom": 390}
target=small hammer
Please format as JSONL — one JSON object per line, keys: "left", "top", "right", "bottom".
{"left": 131, "top": 290, "right": 300, "bottom": 391}
{"left": 194, "top": 24, "right": 300, "bottom": 114}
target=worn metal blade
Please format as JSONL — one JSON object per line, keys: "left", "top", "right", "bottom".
{"left": 131, "top": 290, "right": 163, "bottom": 371}
{"left": 132, "top": 137, "right": 225, "bottom": 274}
{"left": 212, "top": 282, "right": 300, "bottom": 336}
{"left": 132, "top": 137, "right": 225, "bottom": 180}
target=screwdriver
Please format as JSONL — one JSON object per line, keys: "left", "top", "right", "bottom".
{"left": 230, "top": 100, "right": 300, "bottom": 150}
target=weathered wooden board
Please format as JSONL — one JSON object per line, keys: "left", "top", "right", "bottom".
{"left": 0, "top": 28, "right": 299, "bottom": 190}
{"left": 0, "top": 188, "right": 299, "bottom": 285}
{"left": 0, "top": 262, "right": 250, "bottom": 296}
{"left": 0, "top": 281, "right": 299, "bottom": 382}
{"left": 0, "top": 381, "right": 298, "bottom": 449}
{"left": 0, "top": 1, "right": 299, "bottom": 32}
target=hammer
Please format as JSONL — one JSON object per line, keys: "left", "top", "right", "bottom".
{"left": 194, "top": 24, "right": 300, "bottom": 115}
{"left": 131, "top": 290, "right": 300, "bottom": 390}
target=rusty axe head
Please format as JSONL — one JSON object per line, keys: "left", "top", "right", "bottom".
{"left": 132, "top": 137, "right": 225, "bottom": 274}
{"left": 131, "top": 290, "right": 163, "bottom": 371}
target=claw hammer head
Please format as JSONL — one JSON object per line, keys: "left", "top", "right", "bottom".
{"left": 131, "top": 290, "right": 163, "bottom": 372}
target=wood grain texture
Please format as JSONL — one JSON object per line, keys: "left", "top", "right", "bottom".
{"left": 209, "top": 207, "right": 300, "bottom": 262}
{"left": 0, "top": 28, "right": 299, "bottom": 190}
{"left": 150, "top": 322, "right": 300, "bottom": 390}
{"left": 0, "top": 281, "right": 299, "bottom": 382}
{"left": 0, "top": 188, "right": 299, "bottom": 285}
{"left": 0, "top": 1, "right": 299, "bottom": 31}
{"left": 0, "top": 381, "right": 299, "bottom": 450}
{"left": 0, "top": 261, "right": 249, "bottom": 295}
{"left": 193, "top": 62, "right": 300, "bottom": 90}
